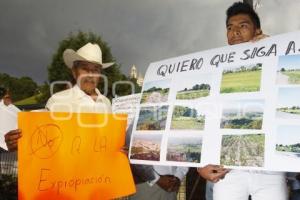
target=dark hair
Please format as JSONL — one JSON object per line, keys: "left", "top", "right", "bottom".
{"left": 226, "top": 1, "right": 261, "bottom": 29}
{"left": 0, "top": 87, "right": 7, "bottom": 99}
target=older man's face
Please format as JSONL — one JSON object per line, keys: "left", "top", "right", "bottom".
{"left": 72, "top": 61, "right": 102, "bottom": 95}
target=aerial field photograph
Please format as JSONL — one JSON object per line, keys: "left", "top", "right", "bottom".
{"left": 220, "top": 133, "right": 265, "bottom": 167}
{"left": 130, "top": 134, "right": 162, "bottom": 161}
{"left": 166, "top": 136, "right": 202, "bottom": 163}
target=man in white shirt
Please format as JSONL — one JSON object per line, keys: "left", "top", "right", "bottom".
{"left": 4, "top": 42, "right": 113, "bottom": 151}
{"left": 197, "top": 2, "right": 287, "bottom": 200}
{"left": 0, "top": 87, "right": 11, "bottom": 107}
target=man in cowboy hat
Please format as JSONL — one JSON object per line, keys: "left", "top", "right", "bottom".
{"left": 4, "top": 42, "right": 114, "bottom": 151}
{"left": 46, "top": 42, "right": 113, "bottom": 113}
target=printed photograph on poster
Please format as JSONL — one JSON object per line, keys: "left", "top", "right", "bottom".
{"left": 140, "top": 80, "right": 170, "bottom": 104}
{"left": 171, "top": 105, "right": 205, "bottom": 130}
{"left": 220, "top": 100, "right": 264, "bottom": 130}
{"left": 130, "top": 134, "right": 162, "bottom": 161}
{"left": 136, "top": 106, "right": 169, "bottom": 130}
{"left": 220, "top": 133, "right": 265, "bottom": 167}
{"left": 276, "top": 125, "right": 300, "bottom": 157}
{"left": 276, "top": 55, "right": 300, "bottom": 85}
{"left": 166, "top": 136, "right": 202, "bottom": 163}
{"left": 175, "top": 75, "right": 211, "bottom": 100}
{"left": 276, "top": 87, "right": 300, "bottom": 119}
{"left": 220, "top": 63, "right": 262, "bottom": 94}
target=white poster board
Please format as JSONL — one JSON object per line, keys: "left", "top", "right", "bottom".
{"left": 129, "top": 31, "right": 300, "bottom": 172}
{"left": 0, "top": 103, "right": 20, "bottom": 150}
{"left": 112, "top": 94, "right": 141, "bottom": 130}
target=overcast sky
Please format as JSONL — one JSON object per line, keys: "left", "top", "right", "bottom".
{"left": 1, "top": 0, "right": 300, "bottom": 84}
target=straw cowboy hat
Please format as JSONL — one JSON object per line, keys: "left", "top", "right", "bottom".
{"left": 63, "top": 42, "right": 114, "bottom": 69}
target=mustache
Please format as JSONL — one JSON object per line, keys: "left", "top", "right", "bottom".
{"left": 78, "top": 77, "right": 98, "bottom": 84}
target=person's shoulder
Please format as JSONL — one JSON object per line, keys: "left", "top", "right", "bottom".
{"left": 45, "top": 88, "right": 75, "bottom": 108}
{"left": 8, "top": 104, "right": 20, "bottom": 112}
{"left": 100, "top": 95, "right": 112, "bottom": 109}
{"left": 52, "top": 88, "right": 74, "bottom": 98}
{"left": 100, "top": 94, "right": 111, "bottom": 103}
{"left": 95, "top": 88, "right": 111, "bottom": 106}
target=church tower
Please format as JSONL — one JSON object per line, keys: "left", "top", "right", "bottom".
{"left": 130, "top": 65, "right": 137, "bottom": 79}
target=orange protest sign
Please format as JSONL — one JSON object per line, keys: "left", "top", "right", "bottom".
{"left": 18, "top": 112, "right": 136, "bottom": 200}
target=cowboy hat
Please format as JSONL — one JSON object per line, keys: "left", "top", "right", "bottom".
{"left": 63, "top": 42, "right": 114, "bottom": 69}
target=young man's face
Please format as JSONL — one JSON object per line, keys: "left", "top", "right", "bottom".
{"left": 226, "top": 14, "right": 261, "bottom": 45}
{"left": 72, "top": 61, "right": 102, "bottom": 95}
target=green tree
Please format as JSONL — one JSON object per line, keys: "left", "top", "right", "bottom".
{"left": 39, "top": 31, "right": 140, "bottom": 103}
{"left": 0, "top": 73, "right": 38, "bottom": 102}
{"left": 173, "top": 106, "right": 185, "bottom": 117}
{"left": 35, "top": 82, "right": 50, "bottom": 104}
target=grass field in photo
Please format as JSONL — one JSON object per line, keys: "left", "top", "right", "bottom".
{"left": 276, "top": 143, "right": 300, "bottom": 154}
{"left": 176, "top": 89, "right": 210, "bottom": 100}
{"left": 276, "top": 87, "right": 300, "bottom": 119}
{"left": 277, "top": 107, "right": 300, "bottom": 115}
{"left": 171, "top": 105, "right": 205, "bottom": 130}
{"left": 277, "top": 54, "right": 300, "bottom": 84}
{"left": 221, "top": 64, "right": 262, "bottom": 93}
{"left": 176, "top": 83, "right": 210, "bottom": 100}
{"left": 276, "top": 125, "right": 300, "bottom": 155}
{"left": 283, "top": 70, "right": 300, "bottom": 84}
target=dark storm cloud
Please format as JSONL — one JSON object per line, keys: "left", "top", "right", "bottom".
{"left": 0, "top": 0, "right": 299, "bottom": 84}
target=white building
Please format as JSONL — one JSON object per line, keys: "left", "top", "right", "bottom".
{"left": 130, "top": 65, "right": 144, "bottom": 86}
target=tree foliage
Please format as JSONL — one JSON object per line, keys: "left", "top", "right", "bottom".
{"left": 0, "top": 73, "right": 38, "bottom": 102}
{"left": 173, "top": 106, "right": 198, "bottom": 118}
{"left": 191, "top": 84, "right": 210, "bottom": 91}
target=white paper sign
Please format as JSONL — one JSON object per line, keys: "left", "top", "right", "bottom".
{"left": 129, "top": 31, "right": 300, "bottom": 172}
{"left": 112, "top": 94, "right": 142, "bottom": 130}
{"left": 0, "top": 103, "right": 20, "bottom": 150}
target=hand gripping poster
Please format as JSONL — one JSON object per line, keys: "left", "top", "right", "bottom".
{"left": 129, "top": 30, "right": 300, "bottom": 172}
